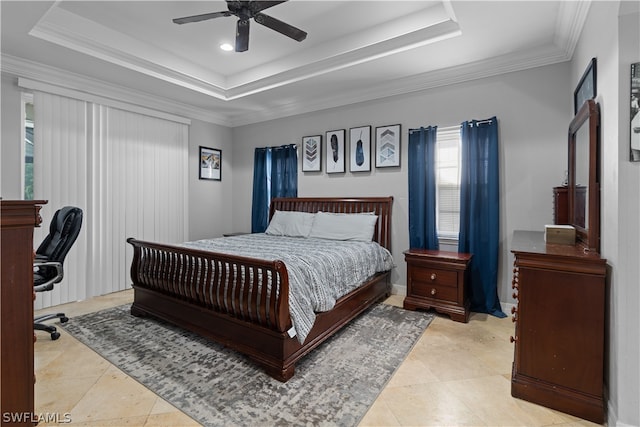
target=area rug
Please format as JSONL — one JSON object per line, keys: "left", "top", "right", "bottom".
{"left": 62, "top": 303, "right": 434, "bottom": 426}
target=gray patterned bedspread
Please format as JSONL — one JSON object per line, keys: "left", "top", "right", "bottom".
{"left": 182, "top": 234, "right": 394, "bottom": 343}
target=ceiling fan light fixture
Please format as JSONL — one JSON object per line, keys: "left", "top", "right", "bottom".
{"left": 173, "top": 1, "right": 307, "bottom": 53}
{"left": 220, "top": 43, "right": 234, "bottom": 51}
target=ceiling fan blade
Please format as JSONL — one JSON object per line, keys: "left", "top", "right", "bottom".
{"left": 249, "top": 1, "right": 288, "bottom": 14}
{"left": 254, "top": 12, "right": 307, "bottom": 42}
{"left": 173, "top": 11, "right": 231, "bottom": 25}
{"left": 235, "top": 20, "right": 250, "bottom": 52}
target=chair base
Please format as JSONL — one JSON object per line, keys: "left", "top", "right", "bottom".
{"left": 34, "top": 313, "right": 69, "bottom": 340}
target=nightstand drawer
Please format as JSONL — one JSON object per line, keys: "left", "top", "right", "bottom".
{"left": 409, "top": 267, "right": 457, "bottom": 288}
{"left": 411, "top": 281, "right": 458, "bottom": 302}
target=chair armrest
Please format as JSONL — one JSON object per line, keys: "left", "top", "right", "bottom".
{"left": 34, "top": 261, "right": 64, "bottom": 292}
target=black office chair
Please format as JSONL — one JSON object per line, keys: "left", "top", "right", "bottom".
{"left": 34, "top": 206, "right": 83, "bottom": 340}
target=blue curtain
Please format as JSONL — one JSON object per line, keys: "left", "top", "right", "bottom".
{"left": 251, "top": 147, "right": 270, "bottom": 233}
{"left": 270, "top": 144, "right": 298, "bottom": 199}
{"left": 408, "top": 126, "right": 439, "bottom": 250}
{"left": 251, "top": 144, "right": 298, "bottom": 233}
{"left": 458, "top": 117, "right": 505, "bottom": 317}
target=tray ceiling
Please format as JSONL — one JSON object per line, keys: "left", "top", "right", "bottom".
{"left": 1, "top": 1, "right": 589, "bottom": 126}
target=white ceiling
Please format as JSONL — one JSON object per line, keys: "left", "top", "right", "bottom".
{"left": 1, "top": 1, "right": 590, "bottom": 127}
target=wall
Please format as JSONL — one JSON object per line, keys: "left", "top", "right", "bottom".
{"left": 187, "top": 119, "right": 234, "bottom": 240}
{"left": 571, "top": 1, "right": 640, "bottom": 425}
{"left": 1, "top": 74, "right": 24, "bottom": 199}
{"left": 231, "top": 62, "right": 571, "bottom": 303}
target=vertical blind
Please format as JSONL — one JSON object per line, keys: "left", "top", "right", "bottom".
{"left": 33, "top": 92, "right": 189, "bottom": 309}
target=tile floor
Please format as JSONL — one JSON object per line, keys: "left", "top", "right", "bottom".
{"left": 34, "top": 291, "right": 603, "bottom": 426}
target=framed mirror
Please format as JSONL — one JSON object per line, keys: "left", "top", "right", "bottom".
{"left": 568, "top": 99, "right": 600, "bottom": 252}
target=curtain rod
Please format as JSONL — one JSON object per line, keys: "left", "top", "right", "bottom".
{"left": 408, "top": 118, "right": 494, "bottom": 134}
{"left": 408, "top": 124, "right": 459, "bottom": 134}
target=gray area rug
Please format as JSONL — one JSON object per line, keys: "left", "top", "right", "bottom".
{"left": 62, "top": 303, "right": 434, "bottom": 426}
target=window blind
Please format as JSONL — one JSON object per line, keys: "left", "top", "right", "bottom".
{"left": 33, "top": 91, "right": 188, "bottom": 308}
{"left": 436, "top": 126, "right": 461, "bottom": 239}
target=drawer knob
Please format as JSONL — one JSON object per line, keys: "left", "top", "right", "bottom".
{"left": 512, "top": 292, "right": 518, "bottom": 300}
{"left": 512, "top": 316, "right": 517, "bottom": 323}
{"left": 430, "top": 288, "right": 437, "bottom": 296}
{"left": 511, "top": 306, "right": 517, "bottom": 314}
{"left": 510, "top": 335, "right": 518, "bottom": 343}
{"left": 430, "top": 273, "right": 437, "bottom": 281}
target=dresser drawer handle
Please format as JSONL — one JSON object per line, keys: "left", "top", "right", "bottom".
{"left": 430, "top": 288, "right": 437, "bottom": 296}
{"left": 430, "top": 273, "right": 437, "bottom": 281}
{"left": 510, "top": 335, "right": 518, "bottom": 343}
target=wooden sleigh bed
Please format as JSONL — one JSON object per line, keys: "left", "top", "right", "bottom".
{"left": 127, "top": 196, "right": 393, "bottom": 381}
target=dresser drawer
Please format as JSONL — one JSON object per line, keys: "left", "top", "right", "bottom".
{"left": 409, "top": 266, "right": 458, "bottom": 288}
{"left": 411, "top": 281, "right": 458, "bottom": 302}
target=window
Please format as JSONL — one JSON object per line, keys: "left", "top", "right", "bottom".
{"left": 435, "top": 126, "right": 461, "bottom": 240}
{"left": 22, "top": 94, "right": 34, "bottom": 200}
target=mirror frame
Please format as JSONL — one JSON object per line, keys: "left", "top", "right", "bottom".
{"left": 568, "top": 99, "right": 600, "bottom": 252}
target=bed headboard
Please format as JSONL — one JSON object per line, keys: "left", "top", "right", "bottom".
{"left": 269, "top": 197, "right": 393, "bottom": 250}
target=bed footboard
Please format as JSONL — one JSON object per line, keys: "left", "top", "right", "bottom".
{"left": 127, "top": 238, "right": 291, "bottom": 334}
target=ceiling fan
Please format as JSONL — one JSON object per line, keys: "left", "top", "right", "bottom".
{"left": 172, "top": 1, "right": 307, "bottom": 53}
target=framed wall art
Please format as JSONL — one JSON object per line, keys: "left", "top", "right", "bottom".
{"left": 349, "top": 126, "right": 371, "bottom": 172}
{"left": 574, "top": 57, "right": 597, "bottom": 114}
{"left": 199, "top": 146, "right": 221, "bottom": 181}
{"left": 326, "top": 129, "right": 345, "bottom": 173}
{"left": 302, "top": 135, "right": 322, "bottom": 171}
{"left": 375, "top": 124, "right": 401, "bottom": 168}
{"left": 631, "top": 62, "right": 640, "bottom": 162}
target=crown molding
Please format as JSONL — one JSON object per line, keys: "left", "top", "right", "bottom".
{"left": 1, "top": 54, "right": 232, "bottom": 127}
{"left": 29, "top": 5, "right": 229, "bottom": 100}
{"left": 29, "top": 1, "right": 460, "bottom": 101}
{"left": 554, "top": 0, "right": 591, "bottom": 59}
{"left": 225, "top": 20, "right": 461, "bottom": 100}
{"left": 227, "top": 44, "right": 571, "bottom": 127}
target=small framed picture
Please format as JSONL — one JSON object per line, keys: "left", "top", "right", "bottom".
{"left": 574, "top": 57, "right": 597, "bottom": 114}
{"left": 349, "top": 126, "right": 371, "bottom": 172}
{"left": 199, "top": 146, "right": 221, "bottom": 181}
{"left": 631, "top": 62, "right": 640, "bottom": 162}
{"left": 375, "top": 124, "right": 401, "bottom": 168}
{"left": 302, "top": 135, "right": 322, "bottom": 171}
{"left": 326, "top": 129, "right": 345, "bottom": 173}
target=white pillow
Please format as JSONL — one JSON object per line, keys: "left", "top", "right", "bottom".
{"left": 265, "top": 210, "right": 315, "bottom": 237}
{"left": 308, "top": 211, "right": 379, "bottom": 242}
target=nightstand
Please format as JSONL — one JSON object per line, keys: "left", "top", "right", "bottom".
{"left": 403, "top": 249, "right": 472, "bottom": 322}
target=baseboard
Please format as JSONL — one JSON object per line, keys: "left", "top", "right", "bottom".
{"left": 390, "top": 283, "right": 406, "bottom": 296}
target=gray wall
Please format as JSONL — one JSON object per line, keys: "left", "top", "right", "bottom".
{"left": 572, "top": 2, "right": 640, "bottom": 426}
{"left": 187, "top": 119, "right": 234, "bottom": 240}
{"left": 231, "top": 62, "right": 571, "bottom": 301}
{"left": 1, "top": 74, "right": 25, "bottom": 199}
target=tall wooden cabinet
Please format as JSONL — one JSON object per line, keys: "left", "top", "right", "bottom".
{"left": 510, "top": 230, "right": 607, "bottom": 424}
{"left": 1, "top": 200, "right": 47, "bottom": 426}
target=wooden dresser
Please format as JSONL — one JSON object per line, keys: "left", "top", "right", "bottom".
{"left": 1, "top": 200, "right": 46, "bottom": 426}
{"left": 510, "top": 230, "right": 606, "bottom": 424}
{"left": 403, "top": 249, "right": 472, "bottom": 322}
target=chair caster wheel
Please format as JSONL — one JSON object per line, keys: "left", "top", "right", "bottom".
{"left": 51, "top": 332, "right": 61, "bottom": 340}
{"left": 61, "top": 316, "right": 69, "bottom": 323}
